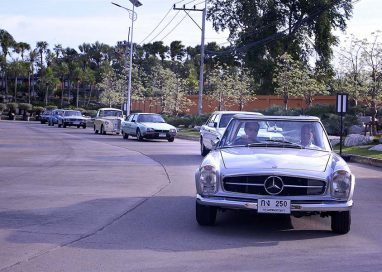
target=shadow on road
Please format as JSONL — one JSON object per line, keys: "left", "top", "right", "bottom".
{"left": 1, "top": 196, "right": 336, "bottom": 253}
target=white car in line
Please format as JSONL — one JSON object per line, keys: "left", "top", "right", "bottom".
{"left": 93, "top": 108, "right": 124, "bottom": 135}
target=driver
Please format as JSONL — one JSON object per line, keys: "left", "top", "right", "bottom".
{"left": 234, "top": 121, "right": 260, "bottom": 145}
{"left": 301, "top": 124, "right": 319, "bottom": 148}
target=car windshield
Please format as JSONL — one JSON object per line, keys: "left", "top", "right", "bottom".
{"left": 64, "top": 111, "right": 81, "bottom": 116}
{"left": 103, "top": 110, "right": 123, "bottom": 117}
{"left": 137, "top": 114, "right": 165, "bottom": 123}
{"left": 219, "top": 118, "right": 331, "bottom": 151}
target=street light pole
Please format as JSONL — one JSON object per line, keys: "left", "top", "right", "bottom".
{"left": 198, "top": 0, "right": 207, "bottom": 116}
{"left": 111, "top": 1, "right": 142, "bottom": 116}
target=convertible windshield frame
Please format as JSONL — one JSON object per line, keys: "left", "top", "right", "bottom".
{"left": 218, "top": 117, "right": 332, "bottom": 152}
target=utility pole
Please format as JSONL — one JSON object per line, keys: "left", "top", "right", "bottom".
{"left": 174, "top": 0, "right": 207, "bottom": 115}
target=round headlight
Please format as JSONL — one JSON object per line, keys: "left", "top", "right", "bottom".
{"left": 331, "top": 170, "right": 351, "bottom": 199}
{"left": 199, "top": 165, "right": 217, "bottom": 195}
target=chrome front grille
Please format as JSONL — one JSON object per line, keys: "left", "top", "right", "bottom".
{"left": 154, "top": 129, "right": 169, "bottom": 133}
{"left": 223, "top": 175, "right": 326, "bottom": 196}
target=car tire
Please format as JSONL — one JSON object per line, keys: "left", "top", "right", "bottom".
{"left": 200, "top": 137, "right": 209, "bottom": 156}
{"left": 94, "top": 125, "right": 98, "bottom": 134}
{"left": 82, "top": 124, "right": 86, "bottom": 129}
{"left": 58, "top": 123, "right": 62, "bottom": 128}
{"left": 63, "top": 122, "right": 67, "bottom": 128}
{"left": 331, "top": 211, "right": 351, "bottom": 234}
{"left": 101, "top": 125, "right": 106, "bottom": 135}
{"left": 123, "top": 132, "right": 129, "bottom": 139}
{"left": 136, "top": 129, "right": 143, "bottom": 141}
{"left": 167, "top": 137, "right": 174, "bottom": 142}
{"left": 196, "top": 201, "right": 217, "bottom": 226}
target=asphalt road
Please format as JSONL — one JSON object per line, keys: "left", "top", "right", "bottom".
{"left": 0, "top": 121, "right": 381, "bottom": 272}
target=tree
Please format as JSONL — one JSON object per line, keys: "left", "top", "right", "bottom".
{"left": 8, "top": 60, "right": 29, "bottom": 102}
{"left": 335, "top": 35, "right": 366, "bottom": 105}
{"left": 0, "top": 29, "right": 16, "bottom": 95}
{"left": 97, "top": 68, "right": 126, "bottom": 107}
{"left": 170, "top": 41, "right": 185, "bottom": 61}
{"left": 209, "top": 64, "right": 236, "bottom": 111}
{"left": 273, "top": 53, "right": 304, "bottom": 110}
{"left": 207, "top": 0, "right": 354, "bottom": 93}
{"left": 359, "top": 31, "right": 382, "bottom": 135}
{"left": 232, "top": 67, "right": 257, "bottom": 110}
{"left": 40, "top": 67, "right": 60, "bottom": 105}
{"left": 36, "top": 41, "right": 48, "bottom": 69}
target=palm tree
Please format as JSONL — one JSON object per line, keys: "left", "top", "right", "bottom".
{"left": 14, "top": 42, "right": 31, "bottom": 60}
{"left": 28, "top": 49, "right": 38, "bottom": 101}
{"left": 8, "top": 60, "right": 29, "bottom": 102}
{"left": 170, "top": 41, "right": 185, "bottom": 61}
{"left": 36, "top": 41, "right": 48, "bottom": 69}
{"left": 0, "top": 29, "right": 16, "bottom": 95}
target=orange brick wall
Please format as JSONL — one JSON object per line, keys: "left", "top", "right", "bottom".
{"left": 131, "top": 95, "right": 337, "bottom": 114}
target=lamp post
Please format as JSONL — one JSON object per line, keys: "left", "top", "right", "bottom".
{"left": 111, "top": 0, "right": 142, "bottom": 116}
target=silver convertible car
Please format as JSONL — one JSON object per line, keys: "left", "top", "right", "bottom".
{"left": 195, "top": 115, "right": 355, "bottom": 234}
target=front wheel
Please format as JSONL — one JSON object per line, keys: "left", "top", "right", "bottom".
{"left": 123, "top": 132, "right": 129, "bottom": 139}
{"left": 136, "top": 129, "right": 143, "bottom": 141}
{"left": 58, "top": 123, "right": 62, "bottom": 128}
{"left": 196, "top": 201, "right": 217, "bottom": 226}
{"left": 63, "top": 122, "right": 67, "bottom": 128}
{"left": 200, "top": 138, "right": 209, "bottom": 156}
{"left": 167, "top": 137, "right": 174, "bottom": 142}
{"left": 331, "top": 211, "right": 351, "bottom": 234}
{"left": 94, "top": 125, "right": 98, "bottom": 134}
{"left": 100, "top": 125, "right": 106, "bottom": 135}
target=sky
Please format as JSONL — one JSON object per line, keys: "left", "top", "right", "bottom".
{"left": 0, "top": 0, "right": 380, "bottom": 52}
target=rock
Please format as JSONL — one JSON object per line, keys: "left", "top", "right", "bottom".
{"left": 344, "top": 134, "right": 373, "bottom": 147}
{"left": 369, "top": 144, "right": 382, "bottom": 151}
{"left": 348, "top": 125, "right": 364, "bottom": 135}
{"left": 330, "top": 138, "right": 341, "bottom": 146}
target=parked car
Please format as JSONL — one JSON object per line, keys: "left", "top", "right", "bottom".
{"left": 195, "top": 114, "right": 355, "bottom": 234}
{"left": 121, "top": 113, "right": 177, "bottom": 142}
{"left": 200, "top": 111, "right": 263, "bottom": 156}
{"left": 57, "top": 110, "right": 87, "bottom": 128}
{"left": 93, "top": 108, "right": 123, "bottom": 135}
{"left": 40, "top": 110, "right": 52, "bottom": 124}
{"left": 48, "top": 109, "right": 64, "bottom": 126}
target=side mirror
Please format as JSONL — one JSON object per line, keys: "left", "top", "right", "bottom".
{"left": 132, "top": 120, "right": 135, "bottom": 122}
{"left": 211, "top": 138, "right": 220, "bottom": 149}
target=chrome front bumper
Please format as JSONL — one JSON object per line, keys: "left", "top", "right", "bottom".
{"left": 196, "top": 194, "right": 353, "bottom": 212}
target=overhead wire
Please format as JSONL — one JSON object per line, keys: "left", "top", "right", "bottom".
{"left": 147, "top": 10, "right": 181, "bottom": 44}
{"left": 160, "top": 14, "right": 189, "bottom": 41}
{"left": 139, "top": 0, "right": 200, "bottom": 45}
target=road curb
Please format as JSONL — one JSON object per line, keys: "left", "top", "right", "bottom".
{"left": 347, "top": 154, "right": 382, "bottom": 168}
{"left": 176, "top": 134, "right": 199, "bottom": 141}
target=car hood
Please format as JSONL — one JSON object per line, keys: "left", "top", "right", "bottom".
{"left": 142, "top": 122, "right": 175, "bottom": 130}
{"left": 220, "top": 147, "right": 330, "bottom": 172}
{"left": 65, "top": 116, "right": 87, "bottom": 119}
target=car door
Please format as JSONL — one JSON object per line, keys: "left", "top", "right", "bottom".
{"left": 123, "top": 114, "right": 133, "bottom": 134}
{"left": 204, "top": 114, "right": 218, "bottom": 150}
{"left": 130, "top": 114, "right": 138, "bottom": 135}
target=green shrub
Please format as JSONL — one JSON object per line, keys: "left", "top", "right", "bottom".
{"left": 18, "top": 103, "right": 33, "bottom": 112}
{"left": 7, "top": 103, "right": 18, "bottom": 113}
{"left": 46, "top": 105, "right": 57, "bottom": 110}
{"left": 258, "top": 105, "right": 301, "bottom": 116}
{"left": 84, "top": 109, "right": 97, "bottom": 117}
{"left": 0, "top": 103, "right": 6, "bottom": 114}
{"left": 33, "top": 106, "right": 45, "bottom": 116}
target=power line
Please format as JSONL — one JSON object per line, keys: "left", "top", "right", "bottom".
{"left": 147, "top": 11, "right": 181, "bottom": 44}
{"left": 139, "top": 7, "right": 172, "bottom": 44}
{"left": 139, "top": 0, "right": 200, "bottom": 45}
{"left": 160, "top": 14, "right": 188, "bottom": 42}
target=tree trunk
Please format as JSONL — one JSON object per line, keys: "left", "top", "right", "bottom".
{"left": 76, "top": 81, "right": 80, "bottom": 108}
{"left": 45, "top": 85, "right": 49, "bottom": 106}
{"left": 87, "top": 84, "right": 93, "bottom": 106}
{"left": 14, "top": 76, "right": 18, "bottom": 102}
{"left": 28, "top": 72, "right": 31, "bottom": 104}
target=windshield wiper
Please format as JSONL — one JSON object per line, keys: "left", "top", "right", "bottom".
{"left": 259, "top": 139, "right": 304, "bottom": 149}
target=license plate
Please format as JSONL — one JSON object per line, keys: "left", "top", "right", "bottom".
{"left": 159, "top": 133, "right": 166, "bottom": 137}
{"left": 258, "top": 199, "right": 291, "bottom": 214}
{"left": 73, "top": 121, "right": 80, "bottom": 125}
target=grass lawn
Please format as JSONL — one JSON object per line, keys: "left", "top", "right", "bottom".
{"left": 333, "top": 144, "right": 382, "bottom": 159}
{"left": 177, "top": 127, "right": 200, "bottom": 139}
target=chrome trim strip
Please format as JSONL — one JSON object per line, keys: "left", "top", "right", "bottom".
{"left": 196, "top": 194, "right": 352, "bottom": 212}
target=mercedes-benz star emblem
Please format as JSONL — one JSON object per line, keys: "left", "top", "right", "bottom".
{"left": 264, "top": 176, "right": 284, "bottom": 195}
